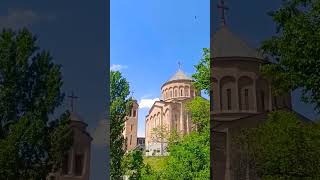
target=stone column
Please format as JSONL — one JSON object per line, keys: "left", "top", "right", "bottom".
{"left": 180, "top": 102, "right": 184, "bottom": 134}
{"left": 269, "top": 85, "right": 273, "bottom": 111}
{"left": 218, "top": 80, "right": 221, "bottom": 112}
{"left": 70, "top": 148, "right": 74, "bottom": 175}
{"left": 225, "top": 129, "right": 231, "bottom": 180}
{"left": 253, "top": 79, "right": 257, "bottom": 112}
{"left": 160, "top": 107, "right": 164, "bottom": 155}
{"left": 235, "top": 79, "right": 240, "bottom": 111}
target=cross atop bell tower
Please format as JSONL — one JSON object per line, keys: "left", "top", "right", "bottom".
{"left": 68, "top": 91, "right": 79, "bottom": 112}
{"left": 217, "top": 0, "right": 229, "bottom": 26}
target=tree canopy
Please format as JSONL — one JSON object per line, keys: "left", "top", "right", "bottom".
{"left": 110, "top": 70, "right": 132, "bottom": 179}
{"left": 0, "top": 28, "right": 71, "bottom": 179}
{"left": 237, "top": 111, "right": 320, "bottom": 179}
{"left": 261, "top": 0, "right": 320, "bottom": 112}
{"left": 192, "top": 48, "right": 210, "bottom": 95}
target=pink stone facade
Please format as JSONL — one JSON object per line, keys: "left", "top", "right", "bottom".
{"left": 145, "top": 70, "right": 198, "bottom": 156}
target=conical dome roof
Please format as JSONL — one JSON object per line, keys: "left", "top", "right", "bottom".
{"left": 70, "top": 112, "right": 85, "bottom": 122}
{"left": 167, "top": 69, "right": 192, "bottom": 82}
{"left": 212, "top": 25, "right": 264, "bottom": 59}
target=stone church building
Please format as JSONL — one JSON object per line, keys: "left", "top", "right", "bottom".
{"left": 145, "top": 69, "right": 199, "bottom": 156}
{"left": 48, "top": 112, "right": 92, "bottom": 180}
{"left": 210, "top": 7, "right": 311, "bottom": 180}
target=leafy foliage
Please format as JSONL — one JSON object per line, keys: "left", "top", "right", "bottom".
{"left": 237, "top": 110, "right": 320, "bottom": 179}
{"left": 122, "top": 150, "right": 144, "bottom": 180}
{"left": 159, "top": 97, "right": 210, "bottom": 179}
{"left": 0, "top": 28, "right": 71, "bottom": 179}
{"left": 162, "top": 129, "right": 210, "bottom": 180}
{"left": 110, "top": 70, "right": 132, "bottom": 179}
{"left": 185, "top": 96, "right": 210, "bottom": 132}
{"left": 261, "top": 0, "right": 320, "bottom": 112}
{"left": 192, "top": 48, "right": 210, "bottom": 95}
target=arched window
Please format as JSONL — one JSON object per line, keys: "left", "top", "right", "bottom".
{"left": 180, "top": 89, "right": 183, "bottom": 96}
{"left": 260, "top": 91, "right": 265, "bottom": 111}
{"left": 256, "top": 78, "right": 270, "bottom": 112}
{"left": 129, "top": 135, "right": 132, "bottom": 145}
{"left": 227, "top": 89, "right": 232, "bottom": 110}
{"left": 62, "top": 154, "right": 69, "bottom": 175}
{"left": 174, "top": 90, "right": 177, "bottom": 97}
{"left": 170, "top": 91, "right": 173, "bottom": 98}
{"left": 238, "top": 76, "right": 253, "bottom": 111}
{"left": 185, "top": 87, "right": 189, "bottom": 97}
{"left": 244, "top": 89, "right": 249, "bottom": 110}
{"left": 74, "top": 153, "right": 84, "bottom": 176}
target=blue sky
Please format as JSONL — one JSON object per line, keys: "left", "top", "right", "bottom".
{"left": 112, "top": 0, "right": 319, "bottom": 139}
{"left": 111, "top": 0, "right": 210, "bottom": 137}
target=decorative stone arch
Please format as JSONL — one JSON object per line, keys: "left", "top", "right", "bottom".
{"left": 220, "top": 76, "right": 236, "bottom": 111}
{"left": 190, "top": 87, "right": 195, "bottom": 98}
{"left": 185, "top": 86, "right": 190, "bottom": 97}
{"left": 165, "top": 89, "right": 169, "bottom": 100}
{"left": 173, "top": 86, "right": 179, "bottom": 97}
{"left": 150, "top": 116, "right": 154, "bottom": 128}
{"left": 256, "top": 78, "right": 270, "bottom": 112}
{"left": 238, "top": 76, "right": 254, "bottom": 111}
{"left": 169, "top": 87, "right": 173, "bottom": 98}
{"left": 156, "top": 112, "right": 160, "bottom": 127}
{"left": 179, "top": 86, "right": 184, "bottom": 97}
{"left": 164, "top": 108, "right": 169, "bottom": 126}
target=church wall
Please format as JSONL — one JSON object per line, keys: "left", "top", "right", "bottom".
{"left": 238, "top": 76, "right": 254, "bottom": 112}
{"left": 161, "top": 80, "right": 195, "bottom": 101}
{"left": 51, "top": 123, "right": 92, "bottom": 180}
{"left": 145, "top": 72, "right": 197, "bottom": 157}
{"left": 220, "top": 76, "right": 237, "bottom": 111}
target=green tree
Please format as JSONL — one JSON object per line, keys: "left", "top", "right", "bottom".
{"left": 110, "top": 70, "right": 132, "bottom": 179}
{"left": 192, "top": 48, "right": 210, "bottom": 94}
{"left": 162, "top": 130, "right": 210, "bottom": 180}
{"left": 162, "top": 97, "right": 210, "bottom": 179}
{"left": 141, "top": 163, "right": 158, "bottom": 180}
{"left": 0, "top": 28, "right": 71, "bottom": 179}
{"left": 237, "top": 110, "right": 320, "bottom": 179}
{"left": 185, "top": 96, "right": 210, "bottom": 132}
{"left": 122, "top": 150, "right": 144, "bottom": 180}
{"left": 260, "top": 0, "right": 320, "bottom": 112}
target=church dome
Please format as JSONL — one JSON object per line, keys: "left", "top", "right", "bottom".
{"left": 212, "top": 25, "right": 264, "bottom": 59}
{"left": 161, "top": 69, "right": 196, "bottom": 102}
{"left": 167, "top": 69, "right": 192, "bottom": 83}
{"left": 70, "top": 112, "right": 88, "bottom": 131}
{"left": 70, "top": 112, "right": 85, "bottom": 122}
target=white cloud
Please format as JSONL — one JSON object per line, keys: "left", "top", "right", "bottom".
{"left": 140, "top": 94, "right": 153, "bottom": 99}
{"left": 110, "top": 64, "right": 128, "bottom": 71}
{"left": 0, "top": 9, "right": 55, "bottom": 29}
{"left": 139, "top": 98, "right": 159, "bottom": 109}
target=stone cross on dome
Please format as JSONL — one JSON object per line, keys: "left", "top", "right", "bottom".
{"left": 68, "top": 91, "right": 79, "bottom": 112}
{"left": 178, "top": 61, "right": 182, "bottom": 70}
{"left": 217, "top": 0, "right": 229, "bottom": 26}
